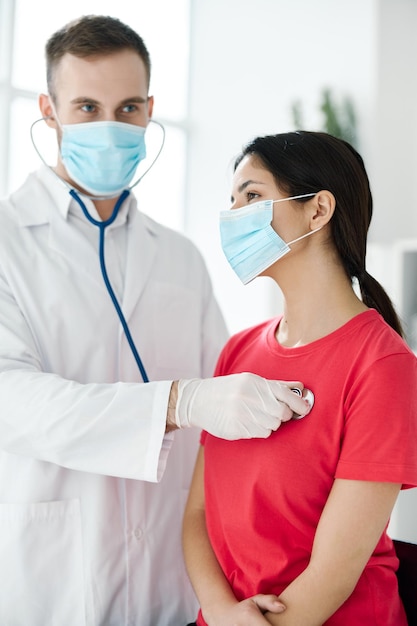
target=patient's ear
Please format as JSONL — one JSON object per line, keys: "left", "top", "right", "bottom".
{"left": 39, "top": 93, "right": 58, "bottom": 129}
{"left": 309, "top": 190, "right": 335, "bottom": 230}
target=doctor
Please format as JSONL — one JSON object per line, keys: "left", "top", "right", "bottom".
{"left": 0, "top": 14, "right": 310, "bottom": 626}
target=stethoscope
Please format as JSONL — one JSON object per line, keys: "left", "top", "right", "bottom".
{"left": 291, "top": 387, "right": 315, "bottom": 419}
{"left": 30, "top": 118, "right": 317, "bottom": 409}
{"left": 68, "top": 189, "right": 317, "bottom": 412}
{"left": 30, "top": 118, "right": 166, "bottom": 383}
{"left": 69, "top": 188, "right": 149, "bottom": 382}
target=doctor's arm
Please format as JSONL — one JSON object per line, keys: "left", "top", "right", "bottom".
{"left": 182, "top": 447, "right": 286, "bottom": 625}
{"left": 0, "top": 267, "right": 174, "bottom": 481}
{"left": 0, "top": 273, "right": 308, "bottom": 487}
{"left": 264, "top": 478, "right": 401, "bottom": 625}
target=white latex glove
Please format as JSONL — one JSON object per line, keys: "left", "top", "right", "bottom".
{"left": 175, "top": 372, "right": 312, "bottom": 440}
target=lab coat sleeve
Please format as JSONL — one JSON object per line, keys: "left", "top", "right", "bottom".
{"left": 0, "top": 272, "right": 172, "bottom": 482}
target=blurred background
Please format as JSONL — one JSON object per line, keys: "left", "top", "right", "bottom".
{"left": 1, "top": 0, "right": 416, "bottom": 540}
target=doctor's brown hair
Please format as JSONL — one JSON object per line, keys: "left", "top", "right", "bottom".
{"left": 45, "top": 15, "right": 151, "bottom": 99}
{"left": 234, "top": 130, "right": 404, "bottom": 337}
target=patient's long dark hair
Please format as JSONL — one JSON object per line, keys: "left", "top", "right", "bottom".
{"left": 235, "top": 131, "right": 403, "bottom": 337}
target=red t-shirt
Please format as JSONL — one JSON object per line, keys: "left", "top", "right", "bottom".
{"left": 198, "top": 310, "right": 417, "bottom": 625}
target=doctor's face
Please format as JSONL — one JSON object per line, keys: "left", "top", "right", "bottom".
{"left": 41, "top": 49, "right": 154, "bottom": 130}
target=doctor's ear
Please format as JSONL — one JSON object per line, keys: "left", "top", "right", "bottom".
{"left": 39, "top": 93, "right": 58, "bottom": 129}
{"left": 309, "top": 190, "right": 336, "bottom": 230}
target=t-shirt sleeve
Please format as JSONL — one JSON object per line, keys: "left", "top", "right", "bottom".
{"left": 200, "top": 338, "right": 236, "bottom": 447}
{"left": 336, "top": 351, "right": 417, "bottom": 488}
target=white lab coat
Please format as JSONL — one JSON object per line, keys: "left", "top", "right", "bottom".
{"left": 0, "top": 166, "right": 228, "bottom": 625}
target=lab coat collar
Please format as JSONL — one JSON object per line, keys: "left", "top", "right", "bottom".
{"left": 11, "top": 165, "right": 73, "bottom": 226}
{"left": 11, "top": 165, "right": 152, "bottom": 230}
{"left": 13, "top": 165, "right": 142, "bottom": 227}
{"left": 11, "top": 165, "right": 159, "bottom": 319}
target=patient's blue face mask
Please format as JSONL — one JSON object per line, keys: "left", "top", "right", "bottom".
{"left": 219, "top": 194, "right": 320, "bottom": 284}
{"left": 59, "top": 120, "right": 147, "bottom": 197}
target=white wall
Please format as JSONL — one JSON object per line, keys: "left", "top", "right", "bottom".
{"left": 370, "top": 0, "right": 417, "bottom": 243}
{"left": 186, "top": 0, "right": 417, "bottom": 543}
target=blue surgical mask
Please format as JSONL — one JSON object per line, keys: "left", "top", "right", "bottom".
{"left": 219, "top": 194, "right": 320, "bottom": 284}
{"left": 60, "top": 121, "right": 147, "bottom": 197}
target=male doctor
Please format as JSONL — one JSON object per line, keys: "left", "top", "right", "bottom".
{"left": 0, "top": 15, "right": 309, "bottom": 625}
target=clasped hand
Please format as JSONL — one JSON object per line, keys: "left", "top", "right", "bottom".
{"left": 203, "top": 593, "right": 285, "bottom": 625}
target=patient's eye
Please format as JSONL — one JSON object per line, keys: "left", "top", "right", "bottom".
{"left": 246, "top": 191, "right": 260, "bottom": 202}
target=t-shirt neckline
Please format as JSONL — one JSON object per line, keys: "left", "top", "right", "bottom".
{"left": 267, "top": 309, "right": 379, "bottom": 356}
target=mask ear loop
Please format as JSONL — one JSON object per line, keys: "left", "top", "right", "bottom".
{"left": 129, "top": 119, "right": 165, "bottom": 191}
{"left": 287, "top": 226, "right": 323, "bottom": 246}
{"left": 272, "top": 193, "right": 322, "bottom": 246}
{"left": 29, "top": 117, "right": 166, "bottom": 200}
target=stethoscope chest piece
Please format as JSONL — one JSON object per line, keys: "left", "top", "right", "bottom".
{"left": 291, "top": 387, "right": 315, "bottom": 420}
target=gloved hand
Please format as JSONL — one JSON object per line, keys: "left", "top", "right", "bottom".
{"left": 174, "top": 372, "right": 312, "bottom": 440}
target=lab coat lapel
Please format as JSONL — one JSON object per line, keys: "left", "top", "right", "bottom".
{"left": 48, "top": 208, "right": 104, "bottom": 287}
{"left": 122, "top": 208, "right": 157, "bottom": 322}
{"left": 15, "top": 167, "right": 104, "bottom": 287}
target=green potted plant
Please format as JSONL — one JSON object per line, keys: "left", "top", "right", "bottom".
{"left": 291, "top": 87, "right": 358, "bottom": 148}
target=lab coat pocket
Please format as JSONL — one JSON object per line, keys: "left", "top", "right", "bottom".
{"left": 0, "top": 498, "right": 86, "bottom": 626}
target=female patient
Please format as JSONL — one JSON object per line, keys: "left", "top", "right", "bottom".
{"left": 183, "top": 131, "right": 417, "bottom": 625}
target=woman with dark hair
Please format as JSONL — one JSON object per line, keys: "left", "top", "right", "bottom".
{"left": 183, "top": 131, "right": 417, "bottom": 625}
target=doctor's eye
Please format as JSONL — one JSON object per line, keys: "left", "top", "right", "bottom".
{"left": 81, "top": 103, "right": 96, "bottom": 113}
{"left": 121, "top": 104, "right": 138, "bottom": 113}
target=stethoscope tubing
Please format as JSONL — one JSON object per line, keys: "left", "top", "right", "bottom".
{"left": 69, "top": 189, "right": 149, "bottom": 383}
